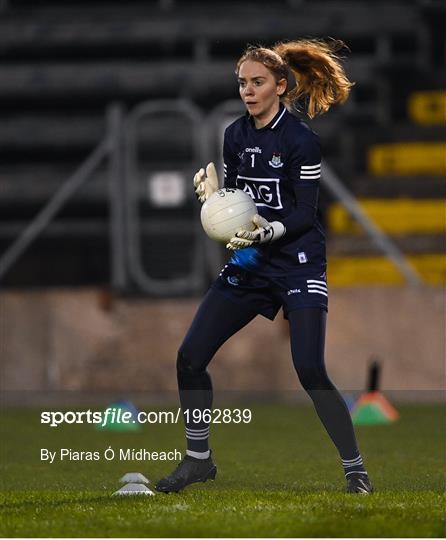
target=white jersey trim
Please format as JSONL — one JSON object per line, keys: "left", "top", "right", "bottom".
{"left": 301, "top": 163, "right": 321, "bottom": 170}
{"left": 270, "top": 107, "right": 287, "bottom": 129}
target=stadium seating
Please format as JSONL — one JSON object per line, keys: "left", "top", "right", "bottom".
{"left": 0, "top": 0, "right": 444, "bottom": 288}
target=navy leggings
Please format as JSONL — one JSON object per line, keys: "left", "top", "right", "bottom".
{"left": 177, "top": 287, "right": 360, "bottom": 460}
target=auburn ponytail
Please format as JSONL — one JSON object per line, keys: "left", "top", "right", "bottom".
{"left": 236, "top": 39, "right": 354, "bottom": 118}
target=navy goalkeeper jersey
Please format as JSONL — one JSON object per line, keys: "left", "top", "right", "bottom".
{"left": 223, "top": 104, "right": 326, "bottom": 277}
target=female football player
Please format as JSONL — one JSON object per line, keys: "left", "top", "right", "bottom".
{"left": 156, "top": 39, "right": 373, "bottom": 495}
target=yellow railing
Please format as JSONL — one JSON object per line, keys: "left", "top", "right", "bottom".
{"left": 328, "top": 254, "right": 446, "bottom": 285}
{"left": 408, "top": 91, "right": 446, "bottom": 125}
{"left": 328, "top": 199, "right": 446, "bottom": 235}
{"left": 368, "top": 142, "right": 446, "bottom": 175}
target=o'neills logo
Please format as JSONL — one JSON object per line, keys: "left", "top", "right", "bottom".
{"left": 245, "top": 146, "right": 262, "bottom": 153}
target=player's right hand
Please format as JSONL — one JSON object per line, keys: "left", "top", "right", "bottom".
{"left": 193, "top": 162, "right": 219, "bottom": 203}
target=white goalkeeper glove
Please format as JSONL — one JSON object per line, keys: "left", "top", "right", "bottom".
{"left": 226, "top": 214, "right": 286, "bottom": 250}
{"left": 193, "top": 162, "right": 219, "bottom": 203}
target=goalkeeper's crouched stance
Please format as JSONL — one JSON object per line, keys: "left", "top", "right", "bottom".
{"left": 156, "top": 40, "right": 373, "bottom": 495}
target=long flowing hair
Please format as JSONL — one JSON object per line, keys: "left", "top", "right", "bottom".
{"left": 236, "top": 39, "right": 354, "bottom": 118}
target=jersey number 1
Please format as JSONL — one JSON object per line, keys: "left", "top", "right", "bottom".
{"left": 251, "top": 154, "right": 255, "bottom": 167}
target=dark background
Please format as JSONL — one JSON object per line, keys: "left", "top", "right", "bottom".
{"left": 0, "top": 0, "right": 444, "bottom": 289}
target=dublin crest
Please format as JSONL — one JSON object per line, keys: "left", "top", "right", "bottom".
{"left": 268, "top": 153, "right": 283, "bottom": 168}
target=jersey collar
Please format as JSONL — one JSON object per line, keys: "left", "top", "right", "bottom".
{"left": 247, "top": 103, "right": 288, "bottom": 132}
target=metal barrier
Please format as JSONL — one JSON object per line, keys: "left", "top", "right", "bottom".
{"left": 108, "top": 104, "right": 127, "bottom": 290}
{"left": 0, "top": 99, "right": 209, "bottom": 294}
{"left": 124, "top": 99, "right": 207, "bottom": 295}
{"left": 0, "top": 110, "right": 115, "bottom": 282}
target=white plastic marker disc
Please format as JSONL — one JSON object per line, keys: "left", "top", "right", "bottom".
{"left": 119, "top": 472, "right": 149, "bottom": 484}
{"left": 113, "top": 483, "right": 155, "bottom": 496}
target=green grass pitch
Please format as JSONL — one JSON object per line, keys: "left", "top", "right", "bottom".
{"left": 1, "top": 402, "right": 445, "bottom": 537}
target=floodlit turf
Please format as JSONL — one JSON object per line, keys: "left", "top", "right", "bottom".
{"left": 1, "top": 403, "right": 445, "bottom": 537}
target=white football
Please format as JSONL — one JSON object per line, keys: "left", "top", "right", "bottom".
{"left": 200, "top": 188, "right": 257, "bottom": 243}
